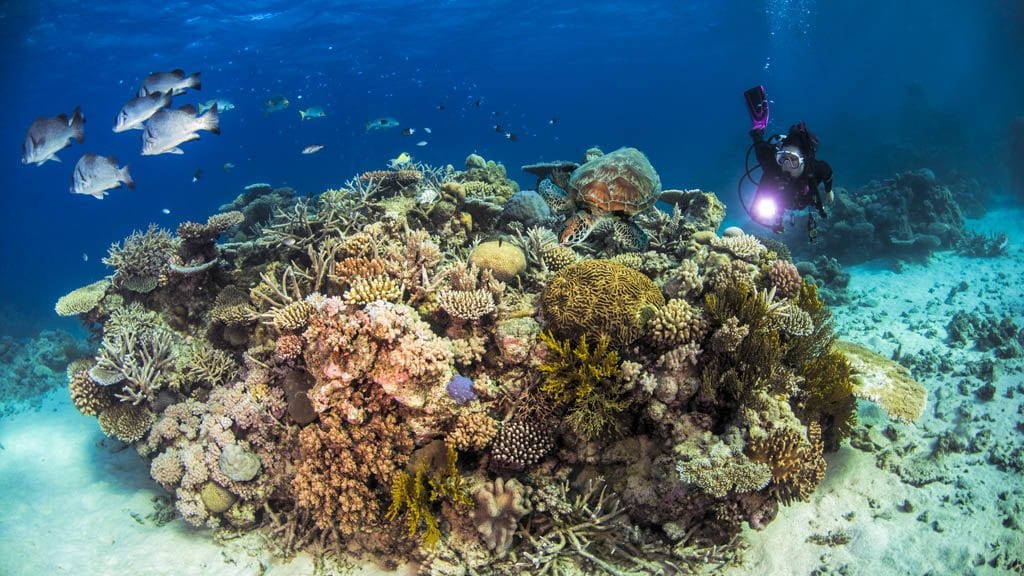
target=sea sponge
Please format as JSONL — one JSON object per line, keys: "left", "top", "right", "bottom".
{"left": 542, "top": 259, "right": 665, "bottom": 347}
{"left": 468, "top": 240, "right": 527, "bottom": 283}
{"left": 55, "top": 279, "right": 109, "bottom": 316}
{"left": 647, "top": 298, "right": 706, "bottom": 348}
{"left": 98, "top": 403, "right": 153, "bottom": 443}
{"left": 473, "top": 478, "right": 532, "bottom": 558}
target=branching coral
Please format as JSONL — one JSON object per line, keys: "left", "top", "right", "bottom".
{"left": 746, "top": 423, "right": 826, "bottom": 504}
{"left": 538, "top": 331, "right": 628, "bottom": 441}
{"left": 646, "top": 298, "right": 706, "bottom": 349}
{"left": 91, "top": 323, "right": 177, "bottom": 404}
{"left": 103, "top": 224, "right": 179, "bottom": 292}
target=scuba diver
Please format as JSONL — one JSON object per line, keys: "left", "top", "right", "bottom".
{"left": 740, "top": 85, "right": 834, "bottom": 240}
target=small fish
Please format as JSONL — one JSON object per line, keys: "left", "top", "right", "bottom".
{"left": 401, "top": 127, "right": 415, "bottom": 136}
{"left": 264, "top": 95, "right": 289, "bottom": 114}
{"left": 299, "top": 106, "right": 326, "bottom": 120}
{"left": 162, "top": 208, "right": 171, "bottom": 214}
{"left": 222, "top": 162, "right": 235, "bottom": 172}
{"left": 436, "top": 103, "right": 446, "bottom": 111}
{"left": 192, "top": 168, "right": 203, "bottom": 182}
{"left": 113, "top": 92, "right": 172, "bottom": 132}
{"left": 415, "top": 140, "right": 428, "bottom": 147}
{"left": 82, "top": 253, "right": 89, "bottom": 262}
{"left": 505, "top": 132, "right": 518, "bottom": 142}
{"left": 282, "top": 237, "right": 297, "bottom": 247}
{"left": 70, "top": 153, "right": 134, "bottom": 199}
{"left": 198, "top": 98, "right": 234, "bottom": 114}
{"left": 366, "top": 117, "right": 400, "bottom": 131}
{"left": 473, "top": 99, "right": 481, "bottom": 107}
{"left": 137, "top": 69, "right": 201, "bottom": 98}
{"left": 493, "top": 124, "right": 503, "bottom": 133}
{"left": 423, "top": 127, "right": 432, "bottom": 134}
{"left": 302, "top": 145, "right": 324, "bottom": 155}
{"left": 141, "top": 104, "right": 220, "bottom": 156}
{"left": 549, "top": 118, "right": 558, "bottom": 126}
{"left": 388, "top": 152, "right": 412, "bottom": 168}
{"left": 22, "top": 106, "right": 85, "bottom": 165}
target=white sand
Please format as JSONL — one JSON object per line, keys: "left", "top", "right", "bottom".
{"left": 1, "top": 207, "right": 1022, "bottom": 576}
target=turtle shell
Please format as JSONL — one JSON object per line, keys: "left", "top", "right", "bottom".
{"left": 568, "top": 147, "right": 661, "bottom": 216}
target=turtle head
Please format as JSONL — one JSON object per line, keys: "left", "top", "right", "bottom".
{"left": 559, "top": 212, "right": 598, "bottom": 245}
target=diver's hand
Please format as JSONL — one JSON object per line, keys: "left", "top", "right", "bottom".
{"left": 826, "top": 189, "right": 835, "bottom": 204}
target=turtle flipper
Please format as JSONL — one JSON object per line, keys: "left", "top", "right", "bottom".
{"left": 611, "top": 220, "right": 649, "bottom": 251}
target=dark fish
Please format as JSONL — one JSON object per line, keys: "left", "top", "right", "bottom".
{"left": 192, "top": 169, "right": 203, "bottom": 182}
{"left": 137, "top": 69, "right": 201, "bottom": 98}
{"left": 113, "top": 92, "right": 172, "bottom": 133}
{"left": 70, "top": 154, "right": 134, "bottom": 199}
{"left": 141, "top": 104, "right": 220, "bottom": 156}
{"left": 401, "top": 127, "right": 415, "bottom": 136}
{"left": 493, "top": 124, "right": 503, "bottom": 132}
{"left": 437, "top": 103, "right": 446, "bottom": 111}
{"left": 549, "top": 118, "right": 558, "bottom": 126}
{"left": 505, "top": 132, "right": 518, "bottom": 142}
{"left": 365, "top": 117, "right": 400, "bottom": 131}
{"left": 22, "top": 106, "right": 85, "bottom": 165}
{"left": 473, "top": 99, "right": 481, "bottom": 107}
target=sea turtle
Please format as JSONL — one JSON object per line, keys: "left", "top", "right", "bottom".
{"left": 559, "top": 147, "right": 661, "bottom": 251}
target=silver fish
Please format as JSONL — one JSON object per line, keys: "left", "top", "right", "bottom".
{"left": 22, "top": 107, "right": 85, "bottom": 165}
{"left": 141, "top": 104, "right": 220, "bottom": 156}
{"left": 137, "top": 69, "right": 201, "bottom": 98}
{"left": 113, "top": 92, "right": 172, "bottom": 132}
{"left": 302, "top": 145, "right": 324, "bottom": 154}
{"left": 71, "top": 154, "right": 134, "bottom": 199}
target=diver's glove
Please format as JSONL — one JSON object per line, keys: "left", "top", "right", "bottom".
{"left": 826, "top": 189, "right": 835, "bottom": 204}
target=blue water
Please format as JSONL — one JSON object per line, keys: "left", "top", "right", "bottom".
{"left": 0, "top": 0, "right": 1020, "bottom": 334}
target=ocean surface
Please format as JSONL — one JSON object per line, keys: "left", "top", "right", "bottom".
{"left": 1, "top": 1, "right": 1022, "bottom": 575}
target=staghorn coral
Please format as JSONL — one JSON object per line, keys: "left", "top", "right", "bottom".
{"left": 177, "top": 211, "right": 244, "bottom": 245}
{"left": 92, "top": 324, "right": 177, "bottom": 404}
{"left": 746, "top": 423, "right": 826, "bottom": 504}
{"left": 173, "top": 339, "right": 238, "bottom": 391}
{"left": 646, "top": 298, "right": 706, "bottom": 349}
{"left": 436, "top": 289, "right": 495, "bottom": 321}
{"left": 542, "top": 259, "right": 664, "bottom": 348}
{"left": 55, "top": 279, "right": 109, "bottom": 317}
{"left": 473, "top": 477, "right": 532, "bottom": 558}
{"left": 468, "top": 240, "right": 527, "bottom": 283}
{"left": 98, "top": 403, "right": 153, "bottom": 443}
{"left": 103, "top": 224, "right": 179, "bottom": 292}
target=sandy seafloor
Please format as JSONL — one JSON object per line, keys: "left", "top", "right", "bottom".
{"left": 1, "top": 205, "right": 1022, "bottom": 576}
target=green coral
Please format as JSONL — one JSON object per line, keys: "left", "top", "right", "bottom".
{"left": 538, "top": 331, "right": 628, "bottom": 441}
{"left": 542, "top": 259, "right": 664, "bottom": 348}
{"left": 387, "top": 444, "right": 471, "bottom": 549}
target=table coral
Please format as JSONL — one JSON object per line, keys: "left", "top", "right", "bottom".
{"left": 54, "top": 279, "right": 109, "bottom": 317}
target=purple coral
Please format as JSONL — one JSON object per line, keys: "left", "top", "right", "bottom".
{"left": 446, "top": 374, "right": 477, "bottom": 404}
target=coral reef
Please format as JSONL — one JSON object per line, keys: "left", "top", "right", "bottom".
{"left": 54, "top": 146, "right": 920, "bottom": 572}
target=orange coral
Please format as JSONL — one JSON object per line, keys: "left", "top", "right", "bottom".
{"left": 746, "top": 423, "right": 826, "bottom": 504}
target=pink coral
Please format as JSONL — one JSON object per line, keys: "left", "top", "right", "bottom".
{"left": 275, "top": 334, "right": 305, "bottom": 361}
{"left": 767, "top": 259, "right": 802, "bottom": 299}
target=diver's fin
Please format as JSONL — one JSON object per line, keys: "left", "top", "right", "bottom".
{"left": 744, "top": 85, "right": 769, "bottom": 130}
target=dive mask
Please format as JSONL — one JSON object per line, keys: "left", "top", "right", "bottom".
{"left": 776, "top": 148, "right": 804, "bottom": 170}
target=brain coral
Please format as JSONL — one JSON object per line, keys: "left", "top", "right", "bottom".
{"left": 468, "top": 240, "right": 527, "bottom": 283}
{"left": 542, "top": 259, "right": 665, "bottom": 347}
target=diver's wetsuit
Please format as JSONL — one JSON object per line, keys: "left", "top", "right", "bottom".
{"left": 750, "top": 128, "right": 834, "bottom": 219}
